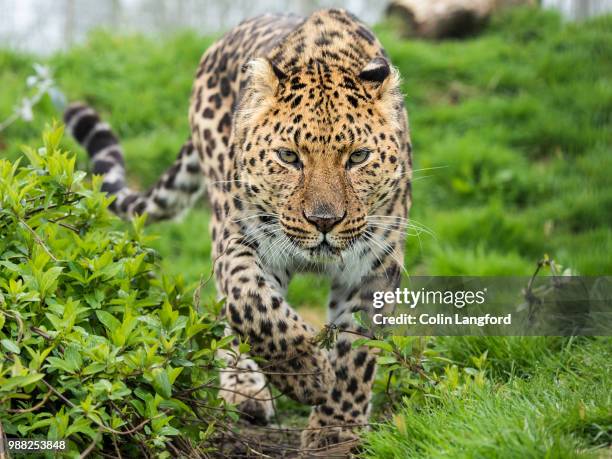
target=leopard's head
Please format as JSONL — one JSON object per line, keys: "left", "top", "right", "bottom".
{"left": 234, "top": 56, "right": 410, "bottom": 263}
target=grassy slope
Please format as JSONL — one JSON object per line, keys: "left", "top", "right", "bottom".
{"left": 0, "top": 7, "right": 611, "bottom": 456}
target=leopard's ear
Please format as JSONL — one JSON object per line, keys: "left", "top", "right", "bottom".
{"left": 243, "top": 58, "right": 286, "bottom": 97}
{"left": 358, "top": 56, "right": 401, "bottom": 98}
{"left": 359, "top": 57, "right": 391, "bottom": 83}
{"left": 359, "top": 57, "right": 403, "bottom": 132}
{"left": 235, "top": 59, "right": 285, "bottom": 145}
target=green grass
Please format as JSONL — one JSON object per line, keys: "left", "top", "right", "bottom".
{"left": 1, "top": 6, "right": 611, "bottom": 456}
{"left": 380, "top": 8, "right": 612, "bottom": 278}
{"left": 363, "top": 337, "right": 611, "bottom": 458}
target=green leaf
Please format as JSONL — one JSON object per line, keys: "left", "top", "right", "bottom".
{"left": 352, "top": 311, "right": 368, "bottom": 329}
{"left": 216, "top": 335, "right": 235, "bottom": 349}
{"left": 356, "top": 339, "right": 393, "bottom": 353}
{"left": 377, "top": 355, "right": 398, "bottom": 365}
{"left": 82, "top": 362, "right": 106, "bottom": 375}
{"left": 1, "top": 372, "right": 44, "bottom": 391}
{"left": 96, "top": 310, "right": 122, "bottom": 333}
{"left": 64, "top": 345, "right": 83, "bottom": 371}
{"left": 151, "top": 368, "right": 172, "bottom": 399}
{"left": 1, "top": 338, "right": 20, "bottom": 354}
{"left": 46, "top": 356, "right": 77, "bottom": 373}
{"left": 65, "top": 418, "right": 97, "bottom": 439}
{"left": 38, "top": 266, "right": 64, "bottom": 297}
{"left": 352, "top": 338, "right": 370, "bottom": 348}
{"left": 159, "top": 425, "right": 180, "bottom": 436}
{"left": 130, "top": 399, "right": 145, "bottom": 416}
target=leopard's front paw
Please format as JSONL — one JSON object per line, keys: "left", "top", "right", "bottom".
{"left": 266, "top": 346, "right": 335, "bottom": 405}
{"left": 300, "top": 425, "right": 361, "bottom": 456}
{"left": 299, "top": 406, "right": 365, "bottom": 456}
{"left": 236, "top": 395, "right": 273, "bottom": 426}
{"left": 219, "top": 371, "right": 274, "bottom": 425}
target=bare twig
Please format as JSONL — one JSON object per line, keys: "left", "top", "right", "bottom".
{"left": 17, "top": 216, "right": 58, "bottom": 261}
{"left": 41, "top": 379, "right": 155, "bottom": 435}
{"left": 109, "top": 400, "right": 150, "bottom": 458}
{"left": 30, "top": 326, "right": 64, "bottom": 353}
{"left": 205, "top": 385, "right": 284, "bottom": 402}
{"left": 111, "top": 435, "right": 123, "bottom": 459}
{"left": 1, "top": 311, "right": 24, "bottom": 345}
{"left": 79, "top": 430, "right": 100, "bottom": 458}
{"left": 218, "top": 368, "right": 323, "bottom": 377}
{"left": 0, "top": 419, "right": 10, "bottom": 459}
{"left": 385, "top": 369, "right": 395, "bottom": 403}
{"left": 6, "top": 389, "right": 52, "bottom": 413}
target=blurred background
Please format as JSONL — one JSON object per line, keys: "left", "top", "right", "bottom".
{"left": 1, "top": 0, "right": 611, "bottom": 54}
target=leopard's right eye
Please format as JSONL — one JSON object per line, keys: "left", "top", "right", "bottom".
{"left": 347, "top": 148, "right": 371, "bottom": 168}
{"left": 276, "top": 149, "right": 300, "bottom": 166}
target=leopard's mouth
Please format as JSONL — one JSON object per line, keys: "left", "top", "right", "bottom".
{"left": 311, "top": 240, "right": 342, "bottom": 256}
{"left": 280, "top": 225, "right": 356, "bottom": 262}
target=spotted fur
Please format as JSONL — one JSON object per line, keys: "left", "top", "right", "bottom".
{"left": 66, "top": 9, "right": 412, "bottom": 450}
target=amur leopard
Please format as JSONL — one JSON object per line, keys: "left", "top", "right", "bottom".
{"left": 64, "top": 8, "right": 412, "bottom": 450}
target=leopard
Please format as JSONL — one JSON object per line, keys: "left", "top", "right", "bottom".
{"left": 64, "top": 8, "right": 412, "bottom": 451}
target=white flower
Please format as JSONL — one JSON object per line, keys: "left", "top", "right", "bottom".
{"left": 48, "top": 87, "right": 67, "bottom": 111}
{"left": 32, "top": 63, "right": 51, "bottom": 81}
{"left": 18, "top": 99, "right": 34, "bottom": 122}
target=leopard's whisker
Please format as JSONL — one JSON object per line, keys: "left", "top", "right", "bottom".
{"left": 361, "top": 233, "right": 386, "bottom": 277}
{"left": 229, "top": 195, "right": 270, "bottom": 209}
{"left": 364, "top": 230, "right": 408, "bottom": 277}
{"left": 231, "top": 213, "right": 278, "bottom": 223}
{"left": 366, "top": 223, "right": 427, "bottom": 238}
{"left": 394, "top": 164, "right": 448, "bottom": 178}
{"left": 259, "top": 231, "right": 292, "bottom": 265}
{"left": 367, "top": 215, "right": 436, "bottom": 237}
{"left": 366, "top": 219, "right": 429, "bottom": 233}
{"left": 366, "top": 221, "right": 434, "bottom": 238}
{"left": 241, "top": 225, "right": 281, "bottom": 247}
{"left": 209, "top": 178, "right": 247, "bottom": 185}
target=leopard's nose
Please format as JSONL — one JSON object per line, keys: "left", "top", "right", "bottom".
{"left": 303, "top": 209, "right": 346, "bottom": 233}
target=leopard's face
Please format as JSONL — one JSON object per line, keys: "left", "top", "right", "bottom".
{"left": 236, "top": 58, "right": 407, "bottom": 263}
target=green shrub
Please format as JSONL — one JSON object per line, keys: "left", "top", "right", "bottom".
{"left": 0, "top": 127, "right": 230, "bottom": 457}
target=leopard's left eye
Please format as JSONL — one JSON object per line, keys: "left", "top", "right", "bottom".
{"left": 276, "top": 149, "right": 300, "bottom": 166}
{"left": 347, "top": 149, "right": 371, "bottom": 168}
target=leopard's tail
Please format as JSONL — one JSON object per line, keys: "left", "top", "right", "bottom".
{"left": 64, "top": 102, "right": 204, "bottom": 223}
